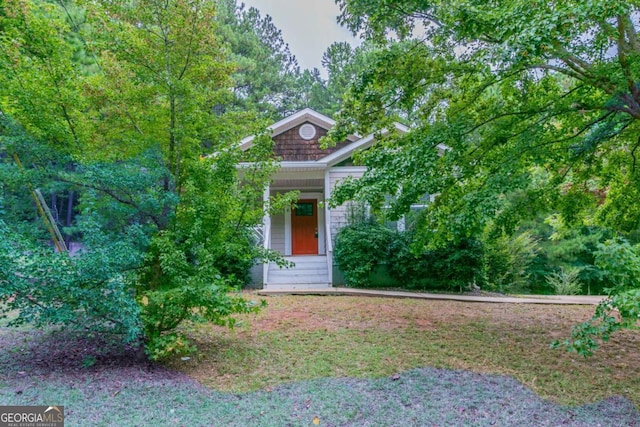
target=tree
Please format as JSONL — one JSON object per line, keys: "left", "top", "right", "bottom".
{"left": 214, "top": 0, "right": 301, "bottom": 118}
{"left": 329, "top": 0, "right": 640, "bottom": 353}
{"left": 0, "top": 0, "right": 278, "bottom": 359}
{"left": 290, "top": 41, "right": 381, "bottom": 117}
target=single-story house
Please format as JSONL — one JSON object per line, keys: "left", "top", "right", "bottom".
{"left": 241, "top": 108, "right": 443, "bottom": 289}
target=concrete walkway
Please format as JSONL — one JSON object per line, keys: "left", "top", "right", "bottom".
{"left": 258, "top": 287, "right": 606, "bottom": 305}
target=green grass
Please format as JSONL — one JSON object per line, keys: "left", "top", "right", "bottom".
{"left": 2, "top": 365, "right": 639, "bottom": 426}
{"left": 1, "top": 294, "right": 639, "bottom": 426}
{"left": 166, "top": 294, "right": 640, "bottom": 407}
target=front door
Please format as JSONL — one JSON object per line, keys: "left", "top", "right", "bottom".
{"left": 291, "top": 199, "right": 318, "bottom": 255}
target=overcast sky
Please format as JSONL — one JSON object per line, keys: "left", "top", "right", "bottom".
{"left": 241, "top": 0, "right": 360, "bottom": 74}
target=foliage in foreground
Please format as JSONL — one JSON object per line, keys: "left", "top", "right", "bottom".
{"left": 554, "top": 239, "right": 640, "bottom": 356}
{"left": 0, "top": 0, "right": 283, "bottom": 359}
{"left": 0, "top": 219, "right": 143, "bottom": 342}
{"left": 328, "top": 0, "right": 640, "bottom": 351}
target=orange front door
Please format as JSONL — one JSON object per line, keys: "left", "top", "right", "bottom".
{"left": 292, "top": 199, "right": 318, "bottom": 255}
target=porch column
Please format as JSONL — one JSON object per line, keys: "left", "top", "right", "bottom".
{"left": 262, "top": 184, "right": 271, "bottom": 286}
{"left": 324, "top": 169, "right": 333, "bottom": 285}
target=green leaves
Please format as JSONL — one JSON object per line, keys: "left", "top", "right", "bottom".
{"left": 1, "top": 1, "right": 276, "bottom": 360}
{"left": 332, "top": 0, "right": 640, "bottom": 245}
{"left": 334, "top": 217, "right": 397, "bottom": 287}
{"left": 0, "top": 218, "right": 143, "bottom": 342}
{"left": 551, "top": 238, "right": 640, "bottom": 355}
{"left": 0, "top": 0, "right": 85, "bottom": 149}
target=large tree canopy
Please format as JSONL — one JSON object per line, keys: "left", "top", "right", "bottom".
{"left": 0, "top": 0, "right": 283, "bottom": 359}
{"left": 329, "top": 0, "right": 640, "bottom": 353}
{"left": 328, "top": 0, "right": 640, "bottom": 236}
{"left": 215, "top": 0, "right": 302, "bottom": 117}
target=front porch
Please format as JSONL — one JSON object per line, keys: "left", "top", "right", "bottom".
{"left": 259, "top": 163, "right": 334, "bottom": 289}
{"left": 237, "top": 108, "right": 373, "bottom": 289}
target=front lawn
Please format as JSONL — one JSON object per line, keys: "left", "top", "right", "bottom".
{"left": 1, "top": 294, "right": 639, "bottom": 426}
{"left": 167, "top": 294, "right": 640, "bottom": 407}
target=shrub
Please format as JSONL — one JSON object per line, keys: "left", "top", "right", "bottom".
{"left": 546, "top": 267, "right": 582, "bottom": 295}
{"left": 434, "top": 238, "right": 485, "bottom": 292}
{"left": 334, "top": 220, "right": 396, "bottom": 287}
{"left": 334, "top": 202, "right": 486, "bottom": 291}
{"left": 137, "top": 158, "right": 266, "bottom": 359}
{"left": 483, "top": 232, "right": 539, "bottom": 293}
{"left": 554, "top": 238, "right": 640, "bottom": 356}
{"left": 387, "top": 232, "right": 485, "bottom": 292}
{"left": 0, "top": 219, "right": 143, "bottom": 343}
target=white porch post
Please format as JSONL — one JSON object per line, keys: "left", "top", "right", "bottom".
{"left": 262, "top": 184, "right": 271, "bottom": 286}
{"left": 324, "top": 169, "right": 333, "bottom": 285}
{"left": 284, "top": 205, "right": 292, "bottom": 256}
{"left": 397, "top": 216, "right": 406, "bottom": 232}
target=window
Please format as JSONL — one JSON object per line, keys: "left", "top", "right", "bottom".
{"left": 295, "top": 202, "right": 314, "bottom": 216}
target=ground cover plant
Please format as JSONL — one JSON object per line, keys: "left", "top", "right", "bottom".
{"left": 3, "top": 295, "right": 637, "bottom": 426}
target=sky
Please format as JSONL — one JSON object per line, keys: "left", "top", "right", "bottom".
{"left": 241, "top": 0, "right": 360, "bottom": 74}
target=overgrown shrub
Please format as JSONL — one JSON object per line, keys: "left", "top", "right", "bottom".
{"left": 435, "top": 238, "right": 485, "bottom": 292}
{"left": 137, "top": 157, "right": 266, "bottom": 359}
{"left": 1, "top": 144, "right": 268, "bottom": 361}
{"left": 389, "top": 235, "right": 485, "bottom": 292}
{"left": 0, "top": 219, "right": 143, "bottom": 343}
{"left": 334, "top": 219, "right": 396, "bottom": 287}
{"left": 334, "top": 216, "right": 485, "bottom": 291}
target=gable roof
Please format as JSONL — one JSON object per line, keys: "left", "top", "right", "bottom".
{"left": 319, "top": 122, "right": 409, "bottom": 166}
{"left": 239, "top": 108, "right": 447, "bottom": 168}
{"left": 239, "top": 108, "right": 359, "bottom": 152}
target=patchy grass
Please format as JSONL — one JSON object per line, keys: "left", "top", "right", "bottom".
{"left": 165, "top": 294, "right": 640, "bottom": 407}
{"left": 2, "top": 365, "right": 639, "bottom": 427}
{"left": 1, "top": 294, "right": 639, "bottom": 425}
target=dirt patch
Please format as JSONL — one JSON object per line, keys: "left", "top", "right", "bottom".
{"left": 0, "top": 328, "right": 197, "bottom": 393}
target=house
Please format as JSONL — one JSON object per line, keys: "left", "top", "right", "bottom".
{"left": 241, "top": 108, "right": 434, "bottom": 289}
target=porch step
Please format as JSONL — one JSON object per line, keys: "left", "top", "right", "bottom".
{"left": 265, "top": 283, "right": 331, "bottom": 290}
{"left": 265, "top": 256, "right": 330, "bottom": 287}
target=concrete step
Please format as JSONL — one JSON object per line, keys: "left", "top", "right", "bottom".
{"left": 269, "top": 264, "right": 327, "bottom": 273}
{"left": 265, "top": 283, "right": 331, "bottom": 290}
{"left": 266, "top": 256, "right": 330, "bottom": 286}
{"left": 267, "top": 274, "right": 329, "bottom": 284}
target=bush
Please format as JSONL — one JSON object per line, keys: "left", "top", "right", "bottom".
{"left": 0, "top": 219, "right": 143, "bottom": 343}
{"left": 1, "top": 145, "right": 267, "bottom": 361}
{"left": 483, "top": 232, "right": 539, "bottom": 293}
{"left": 334, "top": 217, "right": 485, "bottom": 292}
{"left": 554, "top": 238, "right": 640, "bottom": 356}
{"left": 137, "top": 158, "right": 266, "bottom": 359}
{"left": 434, "top": 238, "right": 485, "bottom": 292}
{"left": 334, "top": 220, "right": 396, "bottom": 287}
{"left": 546, "top": 267, "right": 582, "bottom": 295}
{"left": 389, "top": 236, "right": 485, "bottom": 292}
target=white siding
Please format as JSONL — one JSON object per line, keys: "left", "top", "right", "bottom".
{"left": 271, "top": 211, "right": 285, "bottom": 254}
{"left": 328, "top": 168, "right": 365, "bottom": 243}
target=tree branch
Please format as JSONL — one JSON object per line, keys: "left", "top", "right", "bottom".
{"left": 54, "top": 176, "right": 166, "bottom": 228}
